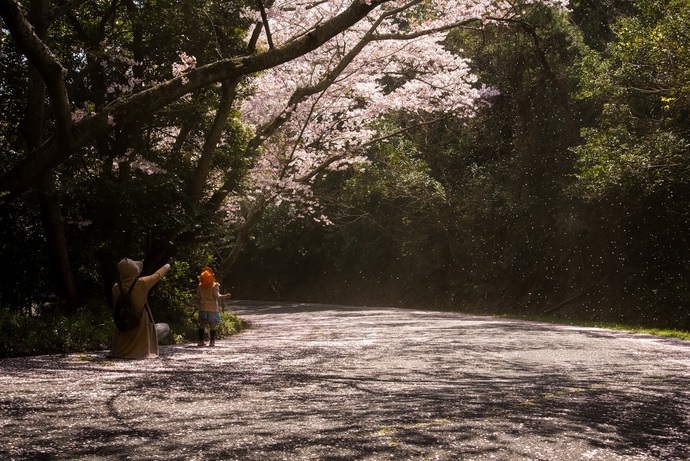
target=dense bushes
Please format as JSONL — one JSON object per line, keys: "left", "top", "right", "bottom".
{"left": 0, "top": 294, "right": 245, "bottom": 358}
{"left": 0, "top": 306, "right": 112, "bottom": 358}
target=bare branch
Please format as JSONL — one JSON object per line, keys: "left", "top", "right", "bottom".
{"left": 256, "top": 0, "right": 274, "bottom": 48}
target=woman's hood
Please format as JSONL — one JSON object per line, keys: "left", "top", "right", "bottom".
{"left": 118, "top": 258, "right": 144, "bottom": 283}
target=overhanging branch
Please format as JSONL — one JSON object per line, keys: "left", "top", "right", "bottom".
{"left": 0, "top": 0, "right": 387, "bottom": 198}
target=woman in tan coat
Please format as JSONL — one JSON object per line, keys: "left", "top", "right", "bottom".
{"left": 108, "top": 258, "right": 172, "bottom": 359}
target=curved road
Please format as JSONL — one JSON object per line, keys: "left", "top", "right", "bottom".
{"left": 1, "top": 301, "right": 689, "bottom": 460}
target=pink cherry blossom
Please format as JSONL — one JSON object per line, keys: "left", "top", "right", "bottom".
{"left": 229, "top": 0, "right": 571, "bottom": 225}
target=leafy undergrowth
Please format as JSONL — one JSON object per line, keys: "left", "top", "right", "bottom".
{"left": 160, "top": 311, "right": 248, "bottom": 346}
{"left": 0, "top": 306, "right": 248, "bottom": 358}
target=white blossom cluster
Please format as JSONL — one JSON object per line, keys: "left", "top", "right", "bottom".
{"left": 232, "top": 0, "right": 566, "bottom": 223}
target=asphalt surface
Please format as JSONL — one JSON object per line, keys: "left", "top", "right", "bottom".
{"left": 1, "top": 301, "right": 689, "bottom": 460}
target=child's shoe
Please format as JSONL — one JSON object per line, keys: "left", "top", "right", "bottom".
{"left": 197, "top": 340, "right": 206, "bottom": 347}
{"left": 209, "top": 340, "right": 216, "bottom": 347}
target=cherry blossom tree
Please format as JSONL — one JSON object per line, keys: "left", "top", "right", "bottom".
{"left": 0, "top": 0, "right": 384, "bottom": 196}
{"left": 211, "top": 0, "right": 567, "bottom": 271}
{"left": 0, "top": 0, "right": 568, "bottom": 197}
{"left": 0, "top": 0, "right": 568, "bottom": 306}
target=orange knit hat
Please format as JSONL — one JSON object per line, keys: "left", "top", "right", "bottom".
{"left": 199, "top": 267, "right": 215, "bottom": 287}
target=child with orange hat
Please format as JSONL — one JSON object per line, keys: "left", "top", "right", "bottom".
{"left": 196, "top": 266, "right": 231, "bottom": 346}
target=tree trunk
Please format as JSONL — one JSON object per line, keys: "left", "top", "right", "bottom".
{"left": 26, "top": 0, "right": 79, "bottom": 309}
{"left": 38, "top": 174, "right": 80, "bottom": 308}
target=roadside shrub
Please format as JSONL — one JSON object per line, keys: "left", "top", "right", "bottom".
{"left": 0, "top": 300, "right": 246, "bottom": 357}
{"left": 0, "top": 305, "right": 112, "bottom": 358}
{"left": 216, "top": 311, "right": 245, "bottom": 338}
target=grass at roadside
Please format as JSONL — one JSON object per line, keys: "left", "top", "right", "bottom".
{"left": 405, "top": 302, "right": 689, "bottom": 341}
{"left": 490, "top": 313, "right": 690, "bottom": 341}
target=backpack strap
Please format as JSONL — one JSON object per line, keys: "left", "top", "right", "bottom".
{"left": 117, "top": 276, "right": 139, "bottom": 296}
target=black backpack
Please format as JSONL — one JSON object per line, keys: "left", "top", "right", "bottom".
{"left": 114, "top": 277, "right": 142, "bottom": 332}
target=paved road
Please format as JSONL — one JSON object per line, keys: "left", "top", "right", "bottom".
{"left": 1, "top": 301, "right": 689, "bottom": 460}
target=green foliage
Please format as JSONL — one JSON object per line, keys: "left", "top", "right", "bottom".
{"left": 231, "top": 4, "right": 601, "bottom": 312}
{"left": 569, "top": 0, "right": 690, "bottom": 317}
{"left": 151, "top": 258, "right": 246, "bottom": 343}
{"left": 574, "top": 126, "right": 689, "bottom": 197}
{"left": 0, "top": 195, "right": 57, "bottom": 311}
{"left": 433, "top": 8, "right": 589, "bottom": 302}
{"left": 568, "top": 0, "right": 638, "bottom": 51}
{"left": 491, "top": 312, "right": 690, "bottom": 340}
{"left": 573, "top": 0, "right": 690, "bottom": 199}
{"left": 152, "top": 260, "right": 197, "bottom": 322}
{"left": 0, "top": 0, "right": 257, "bottom": 315}
{"left": 158, "top": 310, "right": 245, "bottom": 346}
{"left": 0, "top": 306, "right": 112, "bottom": 358}
{"left": 0, "top": 37, "right": 26, "bottom": 149}
{"left": 216, "top": 311, "right": 245, "bottom": 338}
{"left": 0, "top": 303, "right": 245, "bottom": 358}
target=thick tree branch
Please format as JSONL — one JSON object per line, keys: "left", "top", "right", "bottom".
{"left": 188, "top": 79, "right": 240, "bottom": 202}
{"left": 1, "top": 0, "right": 72, "bottom": 142}
{"left": 0, "top": 0, "right": 387, "bottom": 198}
{"left": 247, "top": 21, "right": 264, "bottom": 51}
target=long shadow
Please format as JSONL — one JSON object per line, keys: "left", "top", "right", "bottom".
{"left": 102, "top": 365, "right": 690, "bottom": 460}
